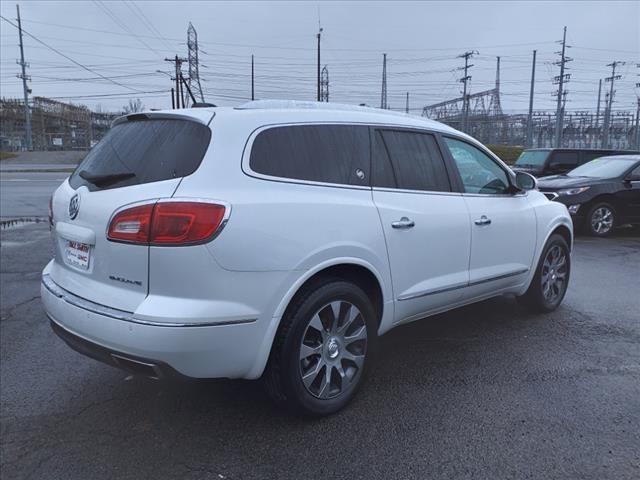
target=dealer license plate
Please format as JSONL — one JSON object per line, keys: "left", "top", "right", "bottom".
{"left": 64, "top": 240, "right": 90, "bottom": 270}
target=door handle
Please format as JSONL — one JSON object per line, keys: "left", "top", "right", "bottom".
{"left": 474, "top": 215, "right": 492, "bottom": 226}
{"left": 391, "top": 217, "right": 415, "bottom": 229}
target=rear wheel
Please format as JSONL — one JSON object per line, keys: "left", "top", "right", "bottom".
{"left": 585, "top": 202, "right": 615, "bottom": 237}
{"left": 517, "top": 234, "right": 570, "bottom": 313}
{"left": 263, "top": 278, "right": 376, "bottom": 416}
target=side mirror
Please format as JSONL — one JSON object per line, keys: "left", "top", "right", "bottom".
{"left": 515, "top": 171, "right": 537, "bottom": 191}
{"left": 625, "top": 173, "right": 640, "bottom": 182}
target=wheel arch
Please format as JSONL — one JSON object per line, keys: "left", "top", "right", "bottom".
{"left": 551, "top": 223, "right": 573, "bottom": 251}
{"left": 246, "top": 259, "right": 391, "bottom": 379}
{"left": 584, "top": 194, "right": 620, "bottom": 218}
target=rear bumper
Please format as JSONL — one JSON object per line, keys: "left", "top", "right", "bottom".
{"left": 41, "top": 274, "right": 267, "bottom": 379}
{"left": 50, "top": 319, "right": 184, "bottom": 380}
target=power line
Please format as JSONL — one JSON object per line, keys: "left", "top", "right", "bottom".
{"left": 0, "top": 14, "right": 147, "bottom": 93}
{"left": 93, "top": 0, "right": 163, "bottom": 58}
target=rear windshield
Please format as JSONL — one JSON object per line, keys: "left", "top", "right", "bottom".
{"left": 515, "top": 150, "right": 549, "bottom": 167}
{"left": 69, "top": 118, "right": 211, "bottom": 191}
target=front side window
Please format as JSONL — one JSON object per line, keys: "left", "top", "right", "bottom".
{"left": 444, "top": 137, "right": 510, "bottom": 194}
{"left": 249, "top": 124, "right": 369, "bottom": 186}
{"left": 372, "top": 130, "right": 451, "bottom": 192}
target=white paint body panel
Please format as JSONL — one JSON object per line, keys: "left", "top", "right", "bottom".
{"left": 42, "top": 105, "right": 572, "bottom": 380}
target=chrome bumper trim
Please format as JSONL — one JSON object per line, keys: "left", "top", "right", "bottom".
{"left": 42, "top": 274, "right": 256, "bottom": 327}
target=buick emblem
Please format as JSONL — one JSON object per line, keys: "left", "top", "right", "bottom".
{"left": 68, "top": 194, "right": 80, "bottom": 220}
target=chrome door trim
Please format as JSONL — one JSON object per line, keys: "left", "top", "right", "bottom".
{"left": 396, "top": 268, "right": 529, "bottom": 301}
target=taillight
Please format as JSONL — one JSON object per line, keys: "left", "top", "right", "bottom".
{"left": 107, "top": 204, "right": 153, "bottom": 244}
{"left": 107, "top": 201, "right": 226, "bottom": 246}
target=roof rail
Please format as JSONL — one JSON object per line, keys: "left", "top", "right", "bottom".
{"left": 235, "top": 99, "right": 419, "bottom": 119}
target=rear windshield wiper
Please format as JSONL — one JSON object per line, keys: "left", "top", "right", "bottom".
{"left": 78, "top": 170, "right": 135, "bottom": 186}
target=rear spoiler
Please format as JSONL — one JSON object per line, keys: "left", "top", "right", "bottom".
{"left": 112, "top": 110, "right": 215, "bottom": 128}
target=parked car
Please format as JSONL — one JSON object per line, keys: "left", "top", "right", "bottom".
{"left": 538, "top": 154, "right": 640, "bottom": 236}
{"left": 42, "top": 101, "right": 573, "bottom": 415}
{"left": 512, "top": 148, "right": 639, "bottom": 177}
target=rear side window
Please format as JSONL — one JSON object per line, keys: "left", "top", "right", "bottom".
{"left": 581, "top": 151, "right": 606, "bottom": 164}
{"left": 373, "top": 130, "right": 451, "bottom": 192}
{"left": 69, "top": 118, "right": 211, "bottom": 191}
{"left": 549, "top": 151, "right": 579, "bottom": 169}
{"left": 249, "top": 124, "right": 369, "bottom": 186}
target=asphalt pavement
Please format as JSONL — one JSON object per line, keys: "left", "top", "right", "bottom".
{"left": 1, "top": 219, "right": 639, "bottom": 480}
{"left": 0, "top": 171, "right": 68, "bottom": 218}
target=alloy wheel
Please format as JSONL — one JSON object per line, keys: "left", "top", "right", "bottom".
{"left": 541, "top": 245, "right": 568, "bottom": 304}
{"left": 299, "top": 301, "right": 367, "bottom": 399}
{"left": 591, "top": 207, "right": 613, "bottom": 234}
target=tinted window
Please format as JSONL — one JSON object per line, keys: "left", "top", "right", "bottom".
{"left": 444, "top": 137, "right": 510, "bottom": 194}
{"left": 515, "top": 150, "right": 549, "bottom": 167}
{"left": 69, "top": 118, "right": 211, "bottom": 191}
{"left": 372, "top": 131, "right": 397, "bottom": 188}
{"left": 550, "top": 151, "right": 579, "bottom": 169}
{"left": 249, "top": 125, "right": 369, "bottom": 186}
{"left": 373, "top": 130, "right": 451, "bottom": 192}
{"left": 582, "top": 151, "right": 607, "bottom": 164}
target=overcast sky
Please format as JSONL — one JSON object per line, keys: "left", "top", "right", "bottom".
{"left": 1, "top": 1, "right": 638, "bottom": 114}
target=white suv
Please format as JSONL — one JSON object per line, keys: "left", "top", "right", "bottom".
{"left": 42, "top": 101, "right": 573, "bottom": 415}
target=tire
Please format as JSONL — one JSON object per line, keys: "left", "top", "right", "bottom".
{"left": 585, "top": 202, "right": 616, "bottom": 237}
{"left": 517, "top": 234, "right": 570, "bottom": 313}
{"left": 263, "top": 278, "right": 377, "bottom": 416}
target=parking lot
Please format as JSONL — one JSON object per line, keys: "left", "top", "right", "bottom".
{"left": 1, "top": 209, "right": 639, "bottom": 479}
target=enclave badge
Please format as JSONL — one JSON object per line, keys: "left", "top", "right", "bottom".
{"left": 68, "top": 194, "right": 80, "bottom": 220}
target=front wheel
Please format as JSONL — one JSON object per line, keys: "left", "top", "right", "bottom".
{"left": 517, "top": 234, "right": 571, "bottom": 313}
{"left": 263, "top": 279, "right": 376, "bottom": 416}
{"left": 585, "top": 202, "right": 616, "bottom": 237}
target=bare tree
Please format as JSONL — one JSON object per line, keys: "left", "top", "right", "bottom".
{"left": 122, "top": 98, "right": 144, "bottom": 114}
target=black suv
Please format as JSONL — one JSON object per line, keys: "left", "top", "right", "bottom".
{"left": 512, "top": 148, "right": 639, "bottom": 177}
{"left": 537, "top": 155, "right": 640, "bottom": 236}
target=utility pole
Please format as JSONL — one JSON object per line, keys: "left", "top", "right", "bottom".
{"left": 635, "top": 97, "right": 640, "bottom": 149}
{"left": 602, "top": 61, "right": 624, "bottom": 148}
{"left": 636, "top": 64, "right": 640, "bottom": 148}
{"left": 16, "top": 4, "right": 32, "bottom": 150}
{"left": 458, "top": 50, "right": 477, "bottom": 133}
{"left": 170, "top": 87, "right": 175, "bottom": 109}
{"left": 553, "top": 26, "right": 572, "bottom": 147}
{"left": 526, "top": 50, "right": 537, "bottom": 147}
{"left": 320, "top": 65, "right": 329, "bottom": 102}
{"left": 595, "top": 79, "right": 602, "bottom": 147}
{"left": 405, "top": 92, "right": 409, "bottom": 114}
{"left": 316, "top": 27, "right": 322, "bottom": 102}
{"left": 165, "top": 55, "right": 187, "bottom": 109}
{"left": 380, "top": 53, "right": 387, "bottom": 109}
{"left": 251, "top": 54, "right": 255, "bottom": 101}
{"left": 595, "top": 79, "right": 602, "bottom": 128}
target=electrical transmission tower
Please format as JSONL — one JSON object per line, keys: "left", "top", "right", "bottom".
{"left": 187, "top": 22, "right": 205, "bottom": 105}
{"left": 602, "top": 60, "right": 624, "bottom": 148}
{"left": 553, "top": 26, "right": 572, "bottom": 147}
{"left": 380, "top": 53, "right": 388, "bottom": 109}
{"left": 320, "top": 65, "right": 329, "bottom": 102}
{"left": 16, "top": 5, "right": 32, "bottom": 150}
{"left": 458, "top": 50, "right": 478, "bottom": 133}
